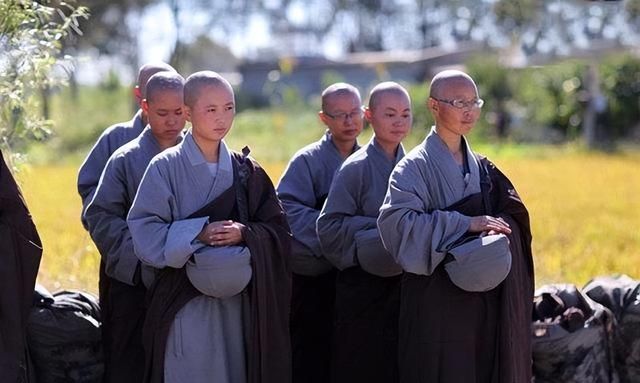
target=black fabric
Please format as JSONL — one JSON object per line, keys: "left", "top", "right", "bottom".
{"left": 28, "top": 289, "right": 103, "bottom": 383}
{"left": 331, "top": 267, "right": 400, "bottom": 383}
{"left": 0, "top": 151, "right": 42, "bottom": 383}
{"left": 100, "top": 274, "right": 146, "bottom": 383}
{"left": 398, "top": 157, "right": 534, "bottom": 383}
{"left": 143, "top": 152, "right": 292, "bottom": 383}
{"left": 290, "top": 270, "right": 336, "bottom": 383}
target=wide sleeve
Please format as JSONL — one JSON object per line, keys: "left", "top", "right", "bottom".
{"left": 85, "top": 155, "right": 139, "bottom": 285}
{"left": 377, "top": 160, "right": 471, "bottom": 276}
{"left": 276, "top": 156, "right": 324, "bottom": 258}
{"left": 77, "top": 133, "right": 114, "bottom": 227}
{"left": 127, "top": 161, "right": 208, "bottom": 269}
{"left": 316, "top": 165, "right": 377, "bottom": 270}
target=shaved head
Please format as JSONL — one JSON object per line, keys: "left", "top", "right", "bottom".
{"left": 184, "top": 71, "right": 234, "bottom": 108}
{"left": 137, "top": 62, "right": 177, "bottom": 98}
{"left": 429, "top": 70, "right": 477, "bottom": 99}
{"left": 368, "top": 81, "right": 411, "bottom": 111}
{"left": 145, "top": 72, "right": 185, "bottom": 103}
{"left": 321, "top": 82, "right": 361, "bottom": 112}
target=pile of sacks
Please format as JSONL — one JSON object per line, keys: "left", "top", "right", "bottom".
{"left": 532, "top": 274, "right": 640, "bottom": 383}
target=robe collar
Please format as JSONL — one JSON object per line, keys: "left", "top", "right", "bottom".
{"left": 323, "top": 130, "right": 360, "bottom": 160}
{"left": 182, "top": 131, "right": 234, "bottom": 202}
{"left": 131, "top": 109, "right": 145, "bottom": 131}
{"left": 424, "top": 126, "right": 481, "bottom": 195}
{"left": 139, "top": 125, "right": 185, "bottom": 153}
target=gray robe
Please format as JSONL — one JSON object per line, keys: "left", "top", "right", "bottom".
{"left": 277, "top": 130, "right": 359, "bottom": 275}
{"left": 316, "top": 137, "right": 404, "bottom": 383}
{"left": 128, "top": 132, "right": 248, "bottom": 383}
{"left": 78, "top": 110, "right": 145, "bottom": 228}
{"left": 317, "top": 137, "right": 403, "bottom": 276}
{"left": 85, "top": 126, "right": 176, "bottom": 286}
{"left": 377, "top": 127, "right": 481, "bottom": 275}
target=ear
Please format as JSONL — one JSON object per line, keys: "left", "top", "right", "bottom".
{"left": 364, "top": 107, "right": 373, "bottom": 123}
{"left": 183, "top": 105, "right": 192, "bottom": 122}
{"left": 134, "top": 86, "right": 143, "bottom": 106}
{"left": 428, "top": 97, "right": 439, "bottom": 113}
{"left": 141, "top": 99, "right": 149, "bottom": 114}
{"left": 318, "top": 110, "right": 330, "bottom": 125}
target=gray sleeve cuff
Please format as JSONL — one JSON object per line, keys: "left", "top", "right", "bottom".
{"left": 355, "top": 228, "right": 402, "bottom": 277}
{"left": 165, "top": 217, "right": 209, "bottom": 268}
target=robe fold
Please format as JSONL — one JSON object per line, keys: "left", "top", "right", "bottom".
{"left": 0, "top": 151, "right": 42, "bottom": 383}
{"left": 84, "top": 127, "right": 180, "bottom": 383}
{"left": 277, "top": 131, "right": 359, "bottom": 383}
{"left": 377, "top": 128, "right": 533, "bottom": 383}
{"left": 78, "top": 110, "right": 145, "bottom": 228}
{"left": 317, "top": 138, "right": 404, "bottom": 383}
{"left": 129, "top": 133, "right": 291, "bottom": 383}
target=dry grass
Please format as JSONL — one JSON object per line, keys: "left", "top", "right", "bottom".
{"left": 17, "top": 149, "right": 640, "bottom": 294}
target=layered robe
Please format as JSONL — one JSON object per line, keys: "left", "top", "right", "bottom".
{"left": 128, "top": 132, "right": 291, "bottom": 383}
{"left": 276, "top": 131, "right": 359, "bottom": 383}
{"left": 78, "top": 110, "right": 145, "bottom": 228}
{"left": 316, "top": 138, "right": 404, "bottom": 383}
{"left": 0, "top": 151, "right": 42, "bottom": 383}
{"left": 84, "top": 127, "right": 181, "bottom": 383}
{"left": 377, "top": 128, "right": 534, "bottom": 383}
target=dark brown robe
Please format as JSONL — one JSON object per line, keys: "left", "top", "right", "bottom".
{"left": 0, "top": 151, "right": 43, "bottom": 382}
{"left": 399, "top": 157, "right": 533, "bottom": 383}
{"left": 142, "top": 153, "right": 292, "bottom": 383}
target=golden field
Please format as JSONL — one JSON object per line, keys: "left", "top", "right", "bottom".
{"left": 17, "top": 149, "right": 640, "bottom": 294}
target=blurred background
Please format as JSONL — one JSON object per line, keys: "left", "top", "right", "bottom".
{"left": 2, "top": 0, "right": 639, "bottom": 294}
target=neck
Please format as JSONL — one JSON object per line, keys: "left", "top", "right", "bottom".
{"left": 434, "top": 125, "right": 463, "bottom": 155}
{"left": 156, "top": 137, "right": 179, "bottom": 151}
{"left": 374, "top": 137, "right": 398, "bottom": 161}
{"left": 193, "top": 135, "right": 220, "bottom": 163}
{"left": 333, "top": 138, "right": 356, "bottom": 160}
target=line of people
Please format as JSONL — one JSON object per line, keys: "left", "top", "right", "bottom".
{"left": 78, "top": 63, "right": 534, "bottom": 383}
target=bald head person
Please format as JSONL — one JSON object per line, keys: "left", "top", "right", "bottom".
{"left": 377, "top": 69, "right": 533, "bottom": 382}
{"left": 78, "top": 62, "right": 178, "bottom": 229}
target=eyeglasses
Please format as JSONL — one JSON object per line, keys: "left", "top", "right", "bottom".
{"left": 431, "top": 97, "right": 484, "bottom": 110}
{"left": 323, "top": 108, "right": 364, "bottom": 121}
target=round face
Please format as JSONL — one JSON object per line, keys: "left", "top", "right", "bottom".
{"left": 366, "top": 91, "right": 412, "bottom": 149}
{"left": 142, "top": 89, "right": 185, "bottom": 147}
{"left": 186, "top": 84, "right": 235, "bottom": 144}
{"left": 319, "top": 92, "right": 364, "bottom": 146}
{"left": 429, "top": 78, "right": 481, "bottom": 138}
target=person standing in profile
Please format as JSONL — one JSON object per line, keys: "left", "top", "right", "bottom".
{"left": 377, "top": 70, "right": 534, "bottom": 383}
{"left": 84, "top": 71, "right": 186, "bottom": 383}
{"left": 77, "top": 62, "right": 176, "bottom": 225}
{"left": 317, "top": 81, "right": 412, "bottom": 383}
{"left": 277, "top": 82, "right": 364, "bottom": 383}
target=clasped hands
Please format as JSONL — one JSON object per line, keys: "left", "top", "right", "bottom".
{"left": 197, "top": 220, "right": 245, "bottom": 247}
{"left": 468, "top": 215, "right": 512, "bottom": 237}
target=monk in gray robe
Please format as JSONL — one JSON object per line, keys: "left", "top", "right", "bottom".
{"left": 377, "top": 70, "right": 534, "bottom": 383}
{"left": 128, "top": 71, "right": 291, "bottom": 383}
{"left": 317, "top": 82, "right": 411, "bottom": 383}
{"left": 77, "top": 61, "right": 176, "bottom": 228}
{"left": 84, "top": 72, "right": 185, "bottom": 383}
{"left": 276, "top": 83, "right": 363, "bottom": 383}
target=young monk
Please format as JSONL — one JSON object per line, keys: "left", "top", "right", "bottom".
{"left": 78, "top": 61, "right": 176, "bottom": 228}
{"left": 127, "top": 71, "right": 291, "bottom": 383}
{"left": 316, "top": 82, "right": 411, "bottom": 383}
{"left": 84, "top": 71, "right": 186, "bottom": 383}
{"left": 377, "top": 70, "right": 533, "bottom": 383}
{"left": 276, "top": 82, "right": 363, "bottom": 383}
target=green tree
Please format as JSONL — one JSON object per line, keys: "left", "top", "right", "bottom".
{"left": 0, "top": 0, "right": 88, "bottom": 163}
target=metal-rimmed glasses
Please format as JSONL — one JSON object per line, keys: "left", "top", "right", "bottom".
{"left": 323, "top": 107, "right": 365, "bottom": 121}
{"left": 431, "top": 97, "right": 484, "bottom": 110}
